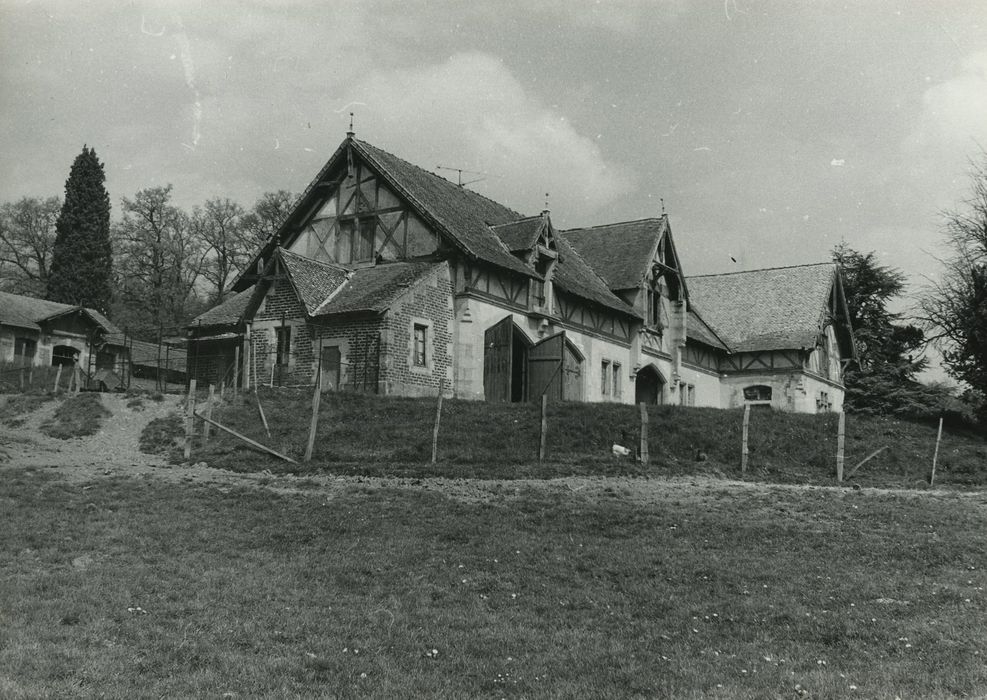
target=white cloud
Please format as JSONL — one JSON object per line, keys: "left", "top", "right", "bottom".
{"left": 340, "top": 52, "right": 633, "bottom": 218}
{"left": 905, "top": 51, "right": 987, "bottom": 157}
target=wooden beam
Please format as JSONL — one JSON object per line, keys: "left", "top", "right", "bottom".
{"left": 194, "top": 411, "right": 298, "bottom": 464}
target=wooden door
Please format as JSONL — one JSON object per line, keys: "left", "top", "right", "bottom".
{"left": 483, "top": 316, "right": 514, "bottom": 402}
{"left": 562, "top": 340, "right": 583, "bottom": 401}
{"left": 528, "top": 332, "right": 564, "bottom": 401}
{"left": 321, "top": 346, "right": 341, "bottom": 391}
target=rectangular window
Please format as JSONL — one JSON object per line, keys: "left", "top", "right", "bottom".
{"left": 413, "top": 324, "right": 427, "bottom": 367}
{"left": 601, "top": 360, "right": 610, "bottom": 395}
{"left": 613, "top": 362, "right": 622, "bottom": 398}
{"left": 355, "top": 216, "right": 376, "bottom": 262}
{"left": 275, "top": 326, "right": 291, "bottom": 366}
{"left": 14, "top": 337, "right": 37, "bottom": 359}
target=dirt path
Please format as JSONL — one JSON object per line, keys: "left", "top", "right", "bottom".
{"left": 2, "top": 393, "right": 986, "bottom": 511}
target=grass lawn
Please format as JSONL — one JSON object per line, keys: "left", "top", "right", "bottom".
{"left": 2, "top": 468, "right": 984, "bottom": 698}
{"left": 164, "top": 389, "right": 987, "bottom": 489}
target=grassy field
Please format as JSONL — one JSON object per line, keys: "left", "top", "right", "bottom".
{"left": 1, "top": 467, "right": 984, "bottom": 698}
{"left": 156, "top": 388, "right": 987, "bottom": 489}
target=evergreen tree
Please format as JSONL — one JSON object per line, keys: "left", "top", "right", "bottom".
{"left": 833, "top": 244, "right": 935, "bottom": 415}
{"left": 47, "top": 146, "right": 112, "bottom": 312}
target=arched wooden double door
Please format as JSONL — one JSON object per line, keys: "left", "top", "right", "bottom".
{"left": 483, "top": 316, "right": 582, "bottom": 402}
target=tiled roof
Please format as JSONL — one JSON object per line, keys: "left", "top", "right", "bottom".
{"left": 315, "top": 261, "right": 443, "bottom": 316}
{"left": 561, "top": 217, "right": 667, "bottom": 290}
{"left": 353, "top": 140, "right": 535, "bottom": 278}
{"left": 491, "top": 216, "right": 544, "bottom": 252}
{"left": 686, "top": 310, "right": 730, "bottom": 351}
{"left": 687, "top": 263, "right": 836, "bottom": 352}
{"left": 554, "top": 235, "right": 641, "bottom": 318}
{"left": 279, "top": 248, "right": 350, "bottom": 315}
{"left": 192, "top": 290, "right": 253, "bottom": 328}
{"left": 0, "top": 291, "right": 119, "bottom": 334}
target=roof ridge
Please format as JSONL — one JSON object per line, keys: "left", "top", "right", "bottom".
{"left": 560, "top": 215, "right": 666, "bottom": 234}
{"left": 689, "top": 261, "right": 834, "bottom": 279}
{"left": 489, "top": 214, "right": 542, "bottom": 229}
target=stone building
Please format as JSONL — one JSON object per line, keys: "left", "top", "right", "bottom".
{"left": 187, "top": 132, "right": 854, "bottom": 412}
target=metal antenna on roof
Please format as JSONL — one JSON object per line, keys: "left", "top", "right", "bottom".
{"left": 436, "top": 165, "right": 487, "bottom": 188}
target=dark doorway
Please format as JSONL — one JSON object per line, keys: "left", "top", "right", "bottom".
{"left": 321, "top": 345, "right": 341, "bottom": 391}
{"left": 635, "top": 365, "right": 664, "bottom": 405}
{"left": 52, "top": 345, "right": 79, "bottom": 367}
{"left": 483, "top": 316, "right": 533, "bottom": 402}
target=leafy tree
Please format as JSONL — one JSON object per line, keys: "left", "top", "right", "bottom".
{"left": 0, "top": 196, "right": 61, "bottom": 295}
{"left": 833, "top": 244, "right": 932, "bottom": 415}
{"left": 47, "top": 146, "right": 113, "bottom": 312}
{"left": 922, "top": 157, "right": 987, "bottom": 421}
{"left": 113, "top": 186, "right": 207, "bottom": 337}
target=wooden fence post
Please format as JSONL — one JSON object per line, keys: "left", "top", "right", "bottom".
{"left": 20, "top": 368, "right": 25, "bottom": 391}
{"left": 304, "top": 369, "right": 323, "bottom": 462}
{"left": 836, "top": 411, "right": 846, "bottom": 483}
{"left": 741, "top": 403, "right": 750, "bottom": 473}
{"left": 184, "top": 379, "right": 197, "bottom": 460}
{"left": 73, "top": 365, "right": 81, "bottom": 394}
{"left": 431, "top": 379, "right": 445, "bottom": 464}
{"left": 53, "top": 364, "right": 63, "bottom": 393}
{"left": 203, "top": 384, "right": 215, "bottom": 442}
{"left": 539, "top": 394, "right": 548, "bottom": 462}
{"left": 639, "top": 403, "right": 649, "bottom": 464}
{"left": 233, "top": 345, "right": 240, "bottom": 398}
{"left": 930, "top": 416, "right": 943, "bottom": 487}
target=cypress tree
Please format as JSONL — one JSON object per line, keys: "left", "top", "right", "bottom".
{"left": 47, "top": 146, "right": 113, "bottom": 312}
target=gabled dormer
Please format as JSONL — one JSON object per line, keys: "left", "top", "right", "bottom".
{"left": 490, "top": 211, "right": 559, "bottom": 315}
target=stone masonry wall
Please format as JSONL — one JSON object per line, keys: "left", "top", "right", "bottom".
{"left": 380, "top": 264, "right": 454, "bottom": 397}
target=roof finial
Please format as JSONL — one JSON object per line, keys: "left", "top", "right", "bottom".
{"left": 346, "top": 112, "right": 355, "bottom": 138}
{"left": 544, "top": 192, "right": 550, "bottom": 213}
{"left": 660, "top": 197, "right": 665, "bottom": 216}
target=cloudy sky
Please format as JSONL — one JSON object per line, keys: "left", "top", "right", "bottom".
{"left": 2, "top": 0, "right": 986, "bottom": 300}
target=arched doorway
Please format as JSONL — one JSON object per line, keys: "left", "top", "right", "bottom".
{"left": 635, "top": 365, "right": 665, "bottom": 405}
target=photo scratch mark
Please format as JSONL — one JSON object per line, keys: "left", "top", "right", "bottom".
{"left": 140, "top": 15, "right": 165, "bottom": 37}
{"left": 334, "top": 101, "right": 367, "bottom": 114}
{"left": 172, "top": 14, "right": 201, "bottom": 150}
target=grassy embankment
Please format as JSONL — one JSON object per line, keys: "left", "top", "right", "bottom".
{"left": 145, "top": 388, "right": 987, "bottom": 488}
{"left": 1, "top": 467, "right": 984, "bottom": 698}
{"left": 0, "top": 392, "right": 109, "bottom": 438}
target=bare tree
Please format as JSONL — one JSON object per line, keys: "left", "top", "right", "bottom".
{"left": 0, "top": 196, "right": 61, "bottom": 295}
{"left": 113, "top": 186, "right": 208, "bottom": 337}
{"left": 921, "top": 156, "right": 987, "bottom": 419}
{"left": 242, "top": 190, "right": 296, "bottom": 247}
{"left": 193, "top": 197, "right": 251, "bottom": 304}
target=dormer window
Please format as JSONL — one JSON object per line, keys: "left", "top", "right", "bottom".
{"left": 530, "top": 246, "right": 557, "bottom": 313}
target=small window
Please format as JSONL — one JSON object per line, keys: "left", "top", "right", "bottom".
{"left": 647, "top": 288, "right": 662, "bottom": 328}
{"left": 413, "top": 324, "right": 427, "bottom": 367}
{"left": 613, "top": 362, "right": 622, "bottom": 398}
{"left": 276, "top": 326, "right": 291, "bottom": 366}
{"left": 14, "top": 337, "right": 36, "bottom": 359}
{"left": 601, "top": 360, "right": 611, "bottom": 396}
{"left": 743, "top": 385, "right": 772, "bottom": 402}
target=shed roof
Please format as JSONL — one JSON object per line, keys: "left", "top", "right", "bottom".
{"left": 0, "top": 291, "right": 119, "bottom": 334}
{"left": 561, "top": 217, "right": 667, "bottom": 290}
{"left": 279, "top": 248, "right": 351, "bottom": 315}
{"left": 191, "top": 290, "right": 253, "bottom": 328}
{"left": 687, "top": 263, "right": 836, "bottom": 352}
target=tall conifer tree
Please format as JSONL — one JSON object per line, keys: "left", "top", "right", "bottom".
{"left": 47, "top": 146, "right": 112, "bottom": 312}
